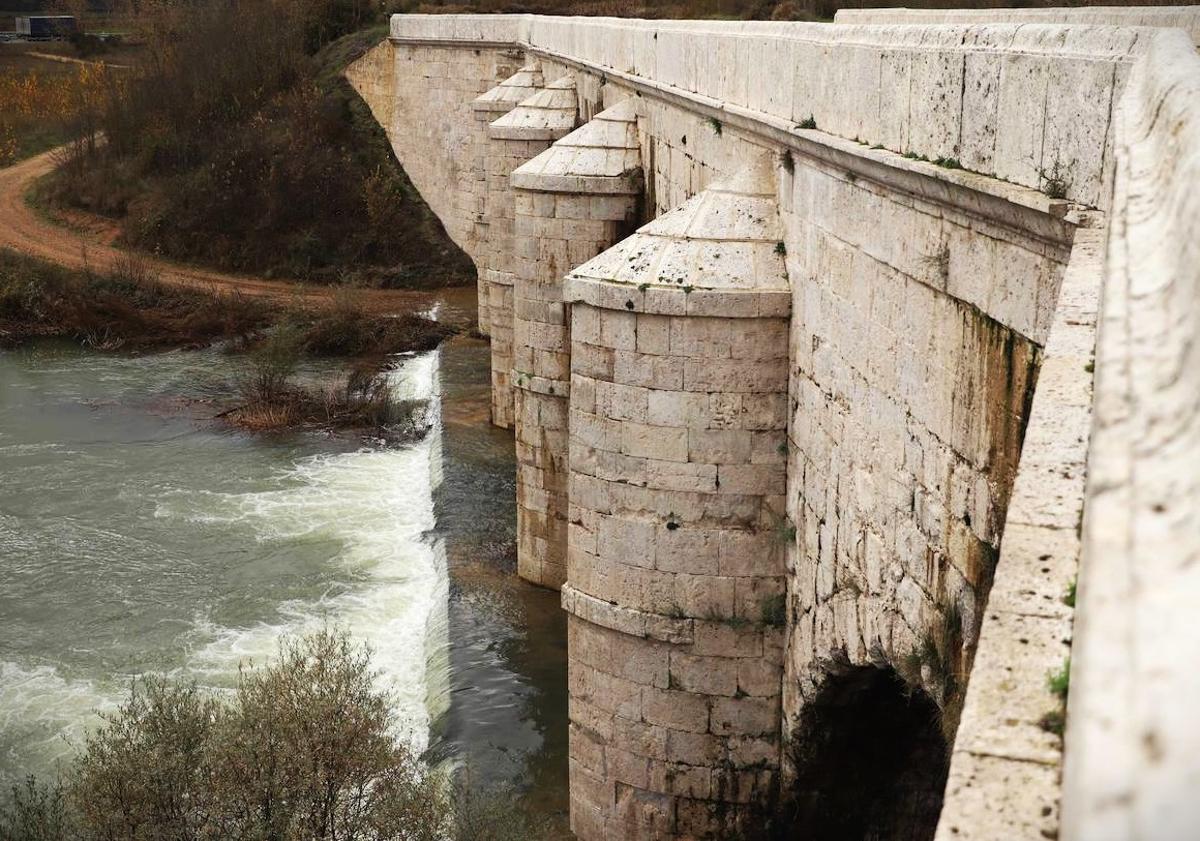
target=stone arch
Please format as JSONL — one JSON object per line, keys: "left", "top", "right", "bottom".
{"left": 777, "top": 663, "right": 949, "bottom": 841}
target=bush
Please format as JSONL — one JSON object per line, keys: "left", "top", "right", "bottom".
{"left": 241, "top": 324, "right": 304, "bottom": 405}
{"left": 0, "top": 249, "right": 271, "bottom": 351}
{"left": 0, "top": 630, "right": 547, "bottom": 841}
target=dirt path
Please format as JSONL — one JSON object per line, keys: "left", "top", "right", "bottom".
{"left": 0, "top": 148, "right": 477, "bottom": 325}
{"left": 25, "top": 51, "right": 133, "bottom": 70}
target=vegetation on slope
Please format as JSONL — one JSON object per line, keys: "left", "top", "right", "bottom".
{"left": 42, "top": 0, "right": 473, "bottom": 288}
{"left": 0, "top": 45, "right": 122, "bottom": 165}
{"left": 0, "top": 629, "right": 551, "bottom": 841}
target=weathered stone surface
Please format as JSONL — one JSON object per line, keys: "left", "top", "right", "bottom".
{"left": 510, "top": 99, "right": 644, "bottom": 589}
{"left": 359, "top": 12, "right": 1200, "bottom": 841}
{"left": 560, "top": 156, "right": 790, "bottom": 838}
{"left": 1060, "top": 30, "right": 1200, "bottom": 841}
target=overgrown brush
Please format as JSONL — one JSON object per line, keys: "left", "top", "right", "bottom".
{"left": 0, "top": 249, "right": 452, "bottom": 360}
{"left": 45, "top": 0, "right": 472, "bottom": 288}
{"left": 231, "top": 331, "right": 432, "bottom": 438}
{"left": 0, "top": 629, "right": 552, "bottom": 841}
{"left": 0, "top": 249, "right": 269, "bottom": 350}
{"left": 0, "top": 61, "right": 119, "bottom": 165}
{"left": 299, "top": 289, "right": 454, "bottom": 357}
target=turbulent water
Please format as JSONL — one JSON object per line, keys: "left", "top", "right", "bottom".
{"left": 0, "top": 339, "right": 567, "bottom": 825}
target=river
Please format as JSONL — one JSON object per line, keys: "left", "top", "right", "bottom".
{"left": 0, "top": 337, "right": 568, "bottom": 828}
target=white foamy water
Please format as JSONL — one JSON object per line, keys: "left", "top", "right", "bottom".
{"left": 0, "top": 348, "right": 451, "bottom": 780}
{"left": 0, "top": 662, "right": 117, "bottom": 779}
{"left": 160, "top": 351, "right": 448, "bottom": 750}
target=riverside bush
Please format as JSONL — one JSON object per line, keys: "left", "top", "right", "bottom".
{"left": 0, "top": 630, "right": 549, "bottom": 841}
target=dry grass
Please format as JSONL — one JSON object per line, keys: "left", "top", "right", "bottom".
{"left": 226, "top": 328, "right": 434, "bottom": 438}
{"left": 0, "top": 248, "right": 271, "bottom": 349}
{"left": 0, "top": 248, "right": 454, "bottom": 356}
{"left": 0, "top": 54, "right": 123, "bottom": 164}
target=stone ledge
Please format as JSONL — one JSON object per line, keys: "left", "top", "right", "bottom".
{"left": 511, "top": 169, "right": 642, "bottom": 195}
{"left": 933, "top": 218, "right": 1104, "bottom": 841}
{"left": 562, "top": 584, "right": 696, "bottom": 644}
{"left": 564, "top": 276, "right": 791, "bottom": 318}
{"left": 515, "top": 372, "right": 569, "bottom": 396}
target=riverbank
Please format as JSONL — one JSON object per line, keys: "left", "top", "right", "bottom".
{"left": 0, "top": 248, "right": 459, "bottom": 438}
{"left": 0, "top": 149, "right": 479, "bottom": 320}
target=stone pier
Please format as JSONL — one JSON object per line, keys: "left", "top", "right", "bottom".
{"left": 510, "top": 97, "right": 644, "bottom": 589}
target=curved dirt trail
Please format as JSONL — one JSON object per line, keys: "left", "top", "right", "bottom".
{"left": 0, "top": 149, "right": 476, "bottom": 324}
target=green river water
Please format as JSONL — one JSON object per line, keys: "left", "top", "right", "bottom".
{"left": 0, "top": 337, "right": 568, "bottom": 827}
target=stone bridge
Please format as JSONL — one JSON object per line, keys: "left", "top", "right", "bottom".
{"left": 347, "top": 9, "right": 1200, "bottom": 839}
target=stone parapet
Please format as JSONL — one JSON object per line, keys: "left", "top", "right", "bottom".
{"left": 1061, "top": 30, "right": 1200, "bottom": 841}
{"left": 391, "top": 12, "right": 1167, "bottom": 208}
{"left": 834, "top": 6, "right": 1200, "bottom": 44}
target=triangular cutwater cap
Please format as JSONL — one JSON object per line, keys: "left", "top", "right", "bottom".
{"left": 511, "top": 98, "right": 642, "bottom": 195}
{"left": 489, "top": 75, "right": 579, "bottom": 141}
{"left": 472, "top": 64, "right": 544, "bottom": 115}
{"left": 567, "top": 154, "right": 790, "bottom": 301}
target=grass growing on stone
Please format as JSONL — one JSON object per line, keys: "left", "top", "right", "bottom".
{"left": 760, "top": 593, "right": 787, "bottom": 626}
{"left": 1038, "top": 708, "right": 1066, "bottom": 737}
{"left": 1063, "top": 577, "right": 1077, "bottom": 608}
{"left": 1047, "top": 658, "right": 1071, "bottom": 699}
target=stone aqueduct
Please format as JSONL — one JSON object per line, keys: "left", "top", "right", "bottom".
{"left": 348, "top": 8, "right": 1200, "bottom": 840}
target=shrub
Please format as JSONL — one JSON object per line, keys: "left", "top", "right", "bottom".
{"left": 0, "top": 778, "right": 73, "bottom": 841}
{"left": 241, "top": 324, "right": 304, "bottom": 405}
{"left": 0, "top": 630, "right": 547, "bottom": 841}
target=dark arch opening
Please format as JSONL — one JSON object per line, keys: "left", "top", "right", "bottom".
{"left": 776, "top": 666, "right": 949, "bottom": 841}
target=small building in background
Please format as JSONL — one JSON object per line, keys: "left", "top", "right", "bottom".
{"left": 15, "top": 15, "right": 78, "bottom": 40}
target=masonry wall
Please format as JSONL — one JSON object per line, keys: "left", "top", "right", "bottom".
{"left": 346, "top": 39, "right": 526, "bottom": 265}
{"left": 774, "top": 142, "right": 1073, "bottom": 742}
{"left": 363, "top": 12, "right": 1200, "bottom": 839}
{"left": 564, "top": 296, "right": 791, "bottom": 839}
